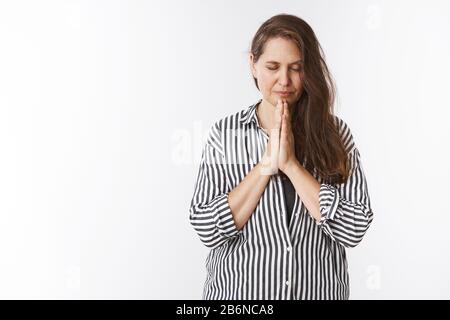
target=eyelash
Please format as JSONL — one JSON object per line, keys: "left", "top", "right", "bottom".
{"left": 267, "top": 66, "right": 301, "bottom": 72}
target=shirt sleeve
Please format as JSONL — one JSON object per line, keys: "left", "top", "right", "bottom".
{"left": 189, "top": 123, "right": 242, "bottom": 249}
{"left": 315, "top": 121, "right": 374, "bottom": 248}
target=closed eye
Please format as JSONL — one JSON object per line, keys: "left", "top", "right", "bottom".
{"left": 267, "top": 66, "right": 302, "bottom": 72}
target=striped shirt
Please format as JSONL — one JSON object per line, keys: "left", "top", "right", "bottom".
{"left": 189, "top": 98, "right": 374, "bottom": 300}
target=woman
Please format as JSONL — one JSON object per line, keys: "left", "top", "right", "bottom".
{"left": 189, "top": 13, "right": 373, "bottom": 300}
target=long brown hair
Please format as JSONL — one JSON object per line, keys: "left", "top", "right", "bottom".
{"left": 249, "top": 13, "right": 350, "bottom": 184}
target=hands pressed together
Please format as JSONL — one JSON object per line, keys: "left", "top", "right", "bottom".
{"left": 260, "top": 99, "right": 299, "bottom": 176}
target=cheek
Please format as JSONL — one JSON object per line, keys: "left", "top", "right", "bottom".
{"left": 259, "top": 73, "right": 277, "bottom": 91}
{"left": 293, "top": 78, "right": 304, "bottom": 96}
{"left": 293, "top": 73, "right": 303, "bottom": 87}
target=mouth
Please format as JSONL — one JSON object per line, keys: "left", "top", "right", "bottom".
{"left": 274, "top": 91, "right": 293, "bottom": 96}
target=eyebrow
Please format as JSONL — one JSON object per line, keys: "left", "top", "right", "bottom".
{"left": 265, "top": 59, "right": 303, "bottom": 65}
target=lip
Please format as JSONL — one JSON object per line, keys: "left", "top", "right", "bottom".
{"left": 275, "top": 91, "right": 292, "bottom": 96}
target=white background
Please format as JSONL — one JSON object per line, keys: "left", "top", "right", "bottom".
{"left": 1, "top": 0, "right": 449, "bottom": 299}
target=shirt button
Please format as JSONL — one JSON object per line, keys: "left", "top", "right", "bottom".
{"left": 285, "top": 281, "right": 290, "bottom": 286}
{"left": 286, "top": 247, "right": 291, "bottom": 252}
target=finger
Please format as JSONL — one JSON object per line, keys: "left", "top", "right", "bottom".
{"left": 283, "top": 101, "right": 290, "bottom": 129}
{"left": 280, "top": 103, "right": 286, "bottom": 139}
{"left": 280, "top": 105, "right": 286, "bottom": 139}
{"left": 274, "top": 100, "right": 282, "bottom": 129}
{"left": 279, "top": 99, "right": 284, "bottom": 121}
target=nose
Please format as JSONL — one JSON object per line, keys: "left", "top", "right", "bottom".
{"left": 278, "top": 69, "right": 290, "bottom": 87}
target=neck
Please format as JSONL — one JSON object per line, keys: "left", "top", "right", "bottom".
{"left": 256, "top": 98, "right": 277, "bottom": 132}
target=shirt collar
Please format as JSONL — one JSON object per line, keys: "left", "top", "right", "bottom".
{"left": 240, "top": 98, "right": 262, "bottom": 126}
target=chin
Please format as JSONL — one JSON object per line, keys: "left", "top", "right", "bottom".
{"left": 272, "top": 95, "right": 291, "bottom": 102}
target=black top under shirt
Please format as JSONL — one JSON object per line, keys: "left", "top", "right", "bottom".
{"left": 280, "top": 172, "right": 296, "bottom": 224}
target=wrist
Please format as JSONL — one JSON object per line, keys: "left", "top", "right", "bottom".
{"left": 258, "top": 158, "right": 277, "bottom": 176}
{"left": 283, "top": 159, "right": 300, "bottom": 177}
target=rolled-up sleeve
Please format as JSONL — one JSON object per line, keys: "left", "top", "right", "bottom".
{"left": 189, "top": 124, "right": 241, "bottom": 249}
{"left": 316, "top": 146, "right": 374, "bottom": 248}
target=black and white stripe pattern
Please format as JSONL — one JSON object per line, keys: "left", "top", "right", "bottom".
{"left": 189, "top": 99, "right": 374, "bottom": 300}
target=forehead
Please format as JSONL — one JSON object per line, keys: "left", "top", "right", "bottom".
{"left": 261, "top": 37, "right": 302, "bottom": 63}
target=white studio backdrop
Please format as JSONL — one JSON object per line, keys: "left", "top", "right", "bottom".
{"left": 0, "top": 0, "right": 449, "bottom": 299}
